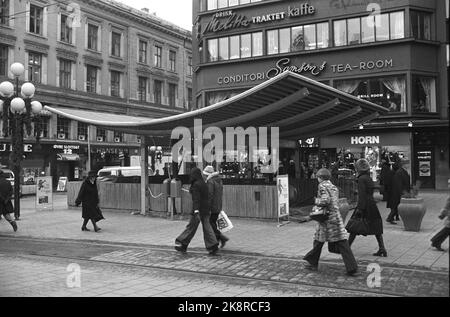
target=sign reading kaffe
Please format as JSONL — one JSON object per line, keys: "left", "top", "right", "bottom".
{"left": 201, "top": 3, "right": 316, "bottom": 35}
{"left": 217, "top": 58, "right": 394, "bottom": 85}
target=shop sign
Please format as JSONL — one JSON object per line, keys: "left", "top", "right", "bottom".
{"left": 299, "top": 138, "right": 318, "bottom": 148}
{"left": 201, "top": 3, "right": 316, "bottom": 35}
{"left": 36, "top": 177, "right": 53, "bottom": 211}
{"left": 218, "top": 58, "right": 326, "bottom": 85}
{"left": 351, "top": 136, "right": 380, "bottom": 145}
{"left": 277, "top": 175, "right": 290, "bottom": 220}
{"left": 0, "top": 144, "right": 33, "bottom": 153}
{"left": 419, "top": 161, "right": 431, "bottom": 177}
{"left": 53, "top": 144, "right": 80, "bottom": 155}
{"left": 331, "top": 59, "right": 393, "bottom": 73}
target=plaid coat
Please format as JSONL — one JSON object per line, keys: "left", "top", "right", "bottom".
{"left": 313, "top": 180, "right": 348, "bottom": 243}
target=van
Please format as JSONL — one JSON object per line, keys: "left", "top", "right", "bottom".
{"left": 97, "top": 166, "right": 153, "bottom": 182}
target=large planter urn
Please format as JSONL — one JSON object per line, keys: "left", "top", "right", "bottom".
{"left": 338, "top": 198, "right": 351, "bottom": 222}
{"left": 398, "top": 198, "right": 427, "bottom": 232}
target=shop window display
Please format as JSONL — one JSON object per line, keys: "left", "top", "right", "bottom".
{"left": 412, "top": 76, "right": 437, "bottom": 113}
{"left": 335, "top": 76, "right": 406, "bottom": 113}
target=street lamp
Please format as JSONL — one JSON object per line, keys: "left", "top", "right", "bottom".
{"left": 0, "top": 62, "right": 45, "bottom": 220}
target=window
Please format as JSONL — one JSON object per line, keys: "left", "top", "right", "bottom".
{"left": 28, "top": 52, "right": 42, "bottom": 83}
{"left": 207, "top": 0, "right": 262, "bottom": 10}
{"left": 154, "top": 80, "right": 162, "bottom": 104}
{"left": 37, "top": 119, "right": 49, "bottom": 138}
{"left": 279, "top": 28, "right": 290, "bottom": 53}
{"left": 59, "top": 59, "right": 72, "bottom": 89}
{"left": 29, "top": 5, "right": 43, "bottom": 35}
{"left": 57, "top": 116, "right": 70, "bottom": 139}
{"left": 60, "top": 14, "right": 72, "bottom": 43}
{"left": 0, "top": 0, "right": 9, "bottom": 26}
{"left": 168, "top": 83, "right": 177, "bottom": 107}
{"left": 139, "top": 40, "right": 147, "bottom": 64}
{"left": 110, "top": 71, "right": 121, "bottom": 97}
{"left": 240, "top": 34, "right": 252, "bottom": 58}
{"left": 229, "top": 36, "right": 240, "bottom": 59}
{"left": 188, "top": 56, "right": 193, "bottom": 76}
{"left": 304, "top": 25, "right": 316, "bottom": 50}
{"left": 114, "top": 131, "right": 123, "bottom": 142}
{"left": 77, "top": 122, "right": 88, "bottom": 140}
{"left": 169, "top": 50, "right": 176, "bottom": 72}
{"left": 219, "top": 37, "right": 229, "bottom": 61}
{"left": 111, "top": 32, "right": 121, "bottom": 57}
{"left": 138, "top": 76, "right": 147, "bottom": 102}
{"left": 334, "top": 11, "right": 404, "bottom": 46}
{"left": 96, "top": 128, "right": 106, "bottom": 141}
{"left": 207, "top": 39, "right": 218, "bottom": 62}
{"left": 335, "top": 76, "right": 407, "bottom": 113}
{"left": 86, "top": 65, "right": 98, "bottom": 93}
{"left": 411, "top": 11, "right": 431, "bottom": 40}
{"left": 252, "top": 32, "right": 263, "bottom": 56}
{"left": 187, "top": 88, "right": 192, "bottom": 109}
{"left": 154, "top": 45, "right": 162, "bottom": 68}
{"left": 88, "top": 24, "right": 99, "bottom": 50}
{"left": 0, "top": 45, "right": 7, "bottom": 76}
{"left": 412, "top": 76, "right": 437, "bottom": 113}
{"left": 316, "top": 23, "right": 329, "bottom": 48}
{"left": 267, "top": 30, "right": 279, "bottom": 55}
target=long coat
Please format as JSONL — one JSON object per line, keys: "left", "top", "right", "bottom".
{"left": 356, "top": 172, "right": 383, "bottom": 235}
{"left": 75, "top": 179, "right": 104, "bottom": 221}
{"left": 441, "top": 196, "right": 450, "bottom": 228}
{"left": 189, "top": 168, "right": 210, "bottom": 216}
{"left": 389, "top": 167, "right": 411, "bottom": 209}
{"left": 0, "top": 176, "right": 14, "bottom": 216}
{"left": 206, "top": 172, "right": 223, "bottom": 215}
{"left": 380, "top": 163, "right": 394, "bottom": 203}
{"left": 314, "top": 180, "right": 348, "bottom": 243}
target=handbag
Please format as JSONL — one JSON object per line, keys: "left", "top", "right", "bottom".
{"left": 217, "top": 210, "right": 233, "bottom": 233}
{"left": 309, "top": 206, "right": 329, "bottom": 223}
{"left": 328, "top": 242, "right": 341, "bottom": 254}
{"left": 345, "top": 211, "right": 369, "bottom": 236}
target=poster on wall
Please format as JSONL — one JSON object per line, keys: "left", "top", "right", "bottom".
{"left": 57, "top": 177, "right": 69, "bottom": 192}
{"left": 419, "top": 162, "right": 431, "bottom": 177}
{"left": 36, "top": 177, "right": 53, "bottom": 211}
{"left": 277, "top": 175, "right": 290, "bottom": 221}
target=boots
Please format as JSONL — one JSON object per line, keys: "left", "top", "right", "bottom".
{"left": 92, "top": 220, "right": 101, "bottom": 232}
{"left": 374, "top": 235, "right": 388, "bottom": 257}
{"left": 81, "top": 219, "right": 90, "bottom": 232}
{"left": 10, "top": 220, "right": 18, "bottom": 232}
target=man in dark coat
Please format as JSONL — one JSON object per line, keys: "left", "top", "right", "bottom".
{"left": 75, "top": 171, "right": 104, "bottom": 232}
{"left": 379, "top": 159, "right": 394, "bottom": 202}
{"left": 347, "top": 159, "right": 387, "bottom": 257}
{"left": 203, "top": 166, "right": 229, "bottom": 248}
{"left": 0, "top": 170, "right": 17, "bottom": 232}
{"left": 175, "top": 167, "right": 219, "bottom": 255}
{"left": 386, "top": 161, "right": 411, "bottom": 224}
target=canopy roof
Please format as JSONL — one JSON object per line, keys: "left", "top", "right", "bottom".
{"left": 45, "top": 71, "right": 388, "bottom": 140}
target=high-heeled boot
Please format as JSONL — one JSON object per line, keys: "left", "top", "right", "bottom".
{"left": 81, "top": 219, "right": 90, "bottom": 231}
{"left": 9, "top": 220, "right": 18, "bottom": 232}
{"left": 374, "top": 235, "right": 387, "bottom": 257}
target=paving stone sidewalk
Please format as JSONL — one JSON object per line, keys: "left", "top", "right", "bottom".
{"left": 0, "top": 191, "right": 448, "bottom": 271}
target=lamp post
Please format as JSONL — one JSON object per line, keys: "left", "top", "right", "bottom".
{"left": 0, "top": 62, "right": 44, "bottom": 220}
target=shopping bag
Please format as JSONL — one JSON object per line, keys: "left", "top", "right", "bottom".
{"left": 217, "top": 210, "right": 233, "bottom": 233}
{"left": 328, "top": 242, "right": 341, "bottom": 254}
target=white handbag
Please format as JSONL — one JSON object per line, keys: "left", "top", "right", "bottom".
{"left": 217, "top": 210, "right": 234, "bottom": 233}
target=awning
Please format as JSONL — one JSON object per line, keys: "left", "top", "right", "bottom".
{"left": 45, "top": 71, "right": 389, "bottom": 140}
{"left": 57, "top": 154, "right": 80, "bottom": 161}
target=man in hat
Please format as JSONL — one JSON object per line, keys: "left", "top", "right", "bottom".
{"left": 203, "top": 166, "right": 229, "bottom": 248}
{"left": 0, "top": 170, "right": 17, "bottom": 232}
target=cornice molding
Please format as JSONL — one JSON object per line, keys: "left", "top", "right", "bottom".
{"left": 56, "top": 48, "right": 79, "bottom": 61}
{"left": 0, "top": 33, "right": 16, "bottom": 46}
{"left": 83, "top": 55, "right": 103, "bottom": 67}
{"left": 24, "top": 39, "right": 50, "bottom": 54}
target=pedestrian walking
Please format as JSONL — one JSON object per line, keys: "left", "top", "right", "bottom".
{"left": 348, "top": 159, "right": 387, "bottom": 257}
{"left": 203, "top": 166, "right": 229, "bottom": 248}
{"left": 303, "top": 168, "right": 359, "bottom": 276}
{"left": 379, "top": 158, "right": 394, "bottom": 202}
{"left": 386, "top": 160, "right": 411, "bottom": 224}
{"left": 175, "top": 167, "right": 219, "bottom": 255}
{"left": 430, "top": 182, "right": 450, "bottom": 251}
{"left": 0, "top": 170, "right": 17, "bottom": 232}
{"left": 75, "top": 171, "right": 104, "bottom": 232}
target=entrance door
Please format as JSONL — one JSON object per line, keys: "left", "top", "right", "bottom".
{"left": 414, "top": 146, "right": 435, "bottom": 189}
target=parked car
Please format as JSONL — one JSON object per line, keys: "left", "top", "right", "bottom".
{"left": 97, "top": 166, "right": 154, "bottom": 183}
{"left": 0, "top": 168, "right": 21, "bottom": 197}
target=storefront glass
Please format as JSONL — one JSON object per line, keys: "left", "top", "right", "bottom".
{"left": 412, "top": 76, "right": 437, "bottom": 113}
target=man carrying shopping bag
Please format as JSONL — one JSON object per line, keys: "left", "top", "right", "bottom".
{"left": 203, "top": 166, "right": 230, "bottom": 249}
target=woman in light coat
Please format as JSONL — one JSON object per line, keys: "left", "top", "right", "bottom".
{"left": 303, "top": 168, "right": 359, "bottom": 276}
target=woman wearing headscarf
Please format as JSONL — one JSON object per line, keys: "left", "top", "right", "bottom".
{"left": 348, "top": 159, "right": 387, "bottom": 257}
{"left": 303, "top": 168, "right": 359, "bottom": 276}
{"left": 75, "top": 171, "right": 104, "bottom": 232}
{"left": 175, "top": 167, "right": 219, "bottom": 255}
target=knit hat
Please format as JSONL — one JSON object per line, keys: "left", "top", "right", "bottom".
{"left": 355, "top": 159, "right": 370, "bottom": 172}
{"left": 203, "top": 166, "right": 215, "bottom": 176}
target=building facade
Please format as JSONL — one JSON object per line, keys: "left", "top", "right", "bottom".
{"left": 192, "top": 0, "right": 449, "bottom": 189}
{"left": 0, "top": 0, "right": 193, "bottom": 187}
